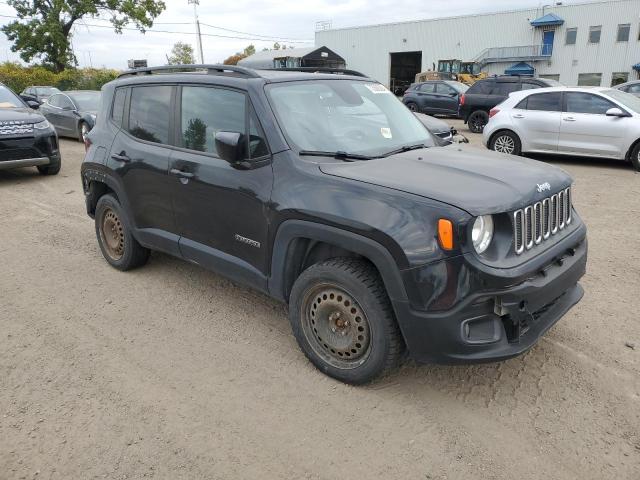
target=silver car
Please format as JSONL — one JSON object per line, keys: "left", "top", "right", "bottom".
{"left": 615, "top": 80, "right": 640, "bottom": 98}
{"left": 483, "top": 86, "right": 640, "bottom": 171}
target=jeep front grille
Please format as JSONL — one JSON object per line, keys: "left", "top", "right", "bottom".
{"left": 513, "top": 187, "right": 572, "bottom": 255}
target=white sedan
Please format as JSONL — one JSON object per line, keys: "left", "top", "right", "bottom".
{"left": 483, "top": 86, "right": 640, "bottom": 171}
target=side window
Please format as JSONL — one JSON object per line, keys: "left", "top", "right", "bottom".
{"left": 437, "top": 83, "right": 456, "bottom": 95}
{"left": 628, "top": 84, "right": 640, "bottom": 94}
{"left": 491, "top": 82, "right": 519, "bottom": 95}
{"left": 48, "top": 94, "right": 61, "bottom": 107}
{"left": 418, "top": 83, "right": 435, "bottom": 93}
{"left": 111, "top": 88, "right": 126, "bottom": 127}
{"left": 524, "top": 92, "right": 562, "bottom": 111}
{"left": 128, "top": 86, "right": 172, "bottom": 144}
{"left": 468, "top": 80, "right": 493, "bottom": 94}
{"left": 59, "top": 96, "right": 74, "bottom": 110}
{"left": 248, "top": 110, "right": 269, "bottom": 159}
{"left": 180, "top": 86, "right": 246, "bottom": 157}
{"left": 565, "top": 92, "right": 615, "bottom": 114}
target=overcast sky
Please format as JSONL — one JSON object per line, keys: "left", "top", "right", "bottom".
{"left": 0, "top": 0, "right": 581, "bottom": 69}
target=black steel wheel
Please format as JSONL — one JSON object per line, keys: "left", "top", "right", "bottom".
{"left": 630, "top": 142, "right": 640, "bottom": 171}
{"left": 288, "top": 258, "right": 404, "bottom": 384}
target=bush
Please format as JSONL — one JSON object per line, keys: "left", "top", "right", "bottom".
{"left": 0, "top": 63, "right": 119, "bottom": 93}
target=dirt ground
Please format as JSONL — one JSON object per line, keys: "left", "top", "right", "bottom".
{"left": 1, "top": 128, "right": 639, "bottom": 480}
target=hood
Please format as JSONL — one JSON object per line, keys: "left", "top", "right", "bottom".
{"left": 319, "top": 145, "right": 572, "bottom": 216}
{"left": 0, "top": 107, "right": 45, "bottom": 124}
{"left": 414, "top": 112, "right": 449, "bottom": 133}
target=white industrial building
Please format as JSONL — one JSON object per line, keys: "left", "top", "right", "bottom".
{"left": 315, "top": 0, "right": 640, "bottom": 89}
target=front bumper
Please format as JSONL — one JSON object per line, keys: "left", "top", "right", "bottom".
{"left": 0, "top": 131, "right": 60, "bottom": 170}
{"left": 393, "top": 233, "right": 587, "bottom": 364}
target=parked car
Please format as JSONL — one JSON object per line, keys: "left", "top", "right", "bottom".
{"left": 0, "top": 82, "right": 61, "bottom": 175}
{"left": 483, "top": 86, "right": 640, "bottom": 171}
{"left": 402, "top": 80, "right": 468, "bottom": 116}
{"left": 614, "top": 80, "right": 640, "bottom": 98}
{"left": 82, "top": 65, "right": 587, "bottom": 384}
{"left": 414, "top": 112, "right": 468, "bottom": 145}
{"left": 460, "top": 76, "right": 561, "bottom": 133}
{"left": 40, "top": 90, "right": 100, "bottom": 142}
{"left": 20, "top": 85, "right": 61, "bottom": 103}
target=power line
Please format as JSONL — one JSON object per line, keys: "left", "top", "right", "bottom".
{"left": 0, "top": 13, "right": 313, "bottom": 42}
{"left": 198, "top": 21, "right": 310, "bottom": 42}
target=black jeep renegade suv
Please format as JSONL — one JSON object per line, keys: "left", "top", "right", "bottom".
{"left": 81, "top": 65, "right": 587, "bottom": 384}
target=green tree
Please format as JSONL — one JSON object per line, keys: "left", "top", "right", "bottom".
{"left": 2, "top": 0, "right": 166, "bottom": 72}
{"left": 183, "top": 118, "right": 207, "bottom": 152}
{"left": 168, "top": 41, "right": 195, "bottom": 65}
{"left": 243, "top": 44, "right": 255, "bottom": 57}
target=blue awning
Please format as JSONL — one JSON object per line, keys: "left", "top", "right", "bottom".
{"left": 530, "top": 13, "right": 564, "bottom": 27}
{"left": 505, "top": 62, "right": 534, "bottom": 76}
{"left": 633, "top": 63, "right": 640, "bottom": 71}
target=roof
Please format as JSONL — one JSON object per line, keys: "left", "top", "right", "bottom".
{"left": 530, "top": 13, "right": 565, "bottom": 27}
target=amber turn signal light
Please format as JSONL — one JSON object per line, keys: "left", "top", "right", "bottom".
{"left": 438, "top": 219, "right": 454, "bottom": 251}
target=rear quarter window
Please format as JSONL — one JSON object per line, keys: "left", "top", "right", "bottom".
{"left": 111, "top": 88, "right": 126, "bottom": 127}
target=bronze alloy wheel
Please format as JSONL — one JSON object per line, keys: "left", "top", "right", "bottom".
{"left": 100, "top": 208, "right": 125, "bottom": 261}
{"left": 301, "top": 285, "right": 372, "bottom": 369}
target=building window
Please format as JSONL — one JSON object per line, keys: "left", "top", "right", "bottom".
{"left": 611, "top": 72, "right": 629, "bottom": 86}
{"left": 577, "top": 73, "right": 602, "bottom": 86}
{"left": 588, "top": 26, "right": 601, "bottom": 43}
{"left": 539, "top": 74, "right": 560, "bottom": 82}
{"left": 617, "top": 24, "right": 630, "bottom": 42}
{"left": 565, "top": 28, "right": 577, "bottom": 45}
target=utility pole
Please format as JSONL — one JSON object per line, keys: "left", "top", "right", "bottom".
{"left": 188, "top": 0, "right": 205, "bottom": 64}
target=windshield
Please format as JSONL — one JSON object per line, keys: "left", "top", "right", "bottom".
{"left": 0, "top": 85, "right": 23, "bottom": 108}
{"left": 70, "top": 92, "right": 100, "bottom": 111}
{"left": 266, "top": 79, "right": 434, "bottom": 157}
{"left": 36, "top": 87, "right": 60, "bottom": 96}
{"left": 604, "top": 88, "right": 640, "bottom": 114}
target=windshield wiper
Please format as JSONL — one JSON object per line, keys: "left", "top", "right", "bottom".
{"left": 299, "top": 150, "right": 375, "bottom": 161}
{"left": 379, "top": 143, "right": 429, "bottom": 158}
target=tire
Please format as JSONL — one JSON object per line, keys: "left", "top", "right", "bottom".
{"left": 37, "top": 158, "right": 61, "bottom": 176}
{"left": 489, "top": 130, "right": 522, "bottom": 156}
{"left": 78, "top": 121, "right": 90, "bottom": 143}
{"left": 95, "top": 194, "right": 149, "bottom": 271}
{"left": 468, "top": 110, "right": 489, "bottom": 133}
{"left": 630, "top": 142, "right": 640, "bottom": 172}
{"left": 405, "top": 102, "right": 419, "bottom": 112}
{"left": 288, "top": 258, "right": 404, "bottom": 384}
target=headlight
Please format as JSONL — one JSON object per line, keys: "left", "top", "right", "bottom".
{"left": 472, "top": 215, "right": 494, "bottom": 254}
{"left": 33, "top": 120, "right": 51, "bottom": 130}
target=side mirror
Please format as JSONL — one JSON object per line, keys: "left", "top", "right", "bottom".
{"left": 27, "top": 100, "right": 40, "bottom": 109}
{"left": 214, "top": 131, "right": 245, "bottom": 164}
{"left": 606, "top": 107, "right": 628, "bottom": 117}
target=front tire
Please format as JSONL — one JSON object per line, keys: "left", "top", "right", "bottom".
{"left": 468, "top": 110, "right": 489, "bottom": 133}
{"left": 489, "top": 130, "right": 522, "bottom": 155}
{"left": 37, "top": 158, "right": 61, "bottom": 175}
{"left": 405, "top": 102, "right": 419, "bottom": 112}
{"left": 288, "top": 258, "right": 404, "bottom": 384}
{"left": 630, "top": 142, "right": 640, "bottom": 171}
{"left": 95, "top": 194, "right": 149, "bottom": 271}
{"left": 78, "top": 121, "right": 90, "bottom": 143}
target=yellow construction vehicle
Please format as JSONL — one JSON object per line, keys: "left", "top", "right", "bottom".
{"left": 414, "top": 59, "right": 487, "bottom": 85}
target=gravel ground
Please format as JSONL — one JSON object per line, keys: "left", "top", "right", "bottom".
{"left": 1, "top": 131, "right": 639, "bottom": 480}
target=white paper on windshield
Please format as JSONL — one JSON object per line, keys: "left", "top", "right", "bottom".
{"left": 365, "top": 83, "right": 392, "bottom": 94}
{"left": 381, "top": 127, "right": 392, "bottom": 139}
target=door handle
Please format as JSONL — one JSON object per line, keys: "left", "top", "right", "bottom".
{"left": 170, "top": 168, "right": 195, "bottom": 179}
{"left": 512, "top": 114, "right": 525, "bottom": 119}
{"left": 111, "top": 152, "right": 131, "bottom": 162}
{"left": 563, "top": 117, "right": 576, "bottom": 122}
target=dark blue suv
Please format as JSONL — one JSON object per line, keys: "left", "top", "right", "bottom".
{"left": 402, "top": 80, "right": 468, "bottom": 116}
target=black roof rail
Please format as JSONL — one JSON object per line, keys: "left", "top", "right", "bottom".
{"left": 260, "top": 67, "right": 368, "bottom": 78}
{"left": 117, "top": 64, "right": 262, "bottom": 79}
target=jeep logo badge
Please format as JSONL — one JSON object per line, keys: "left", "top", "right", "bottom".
{"left": 536, "top": 182, "right": 551, "bottom": 193}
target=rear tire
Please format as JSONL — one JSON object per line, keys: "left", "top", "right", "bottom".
{"left": 630, "top": 142, "right": 640, "bottom": 172}
{"left": 95, "top": 194, "right": 149, "bottom": 271}
{"left": 489, "top": 130, "right": 522, "bottom": 156}
{"left": 288, "top": 258, "right": 404, "bottom": 384}
{"left": 405, "top": 102, "right": 419, "bottom": 112}
{"left": 37, "top": 158, "right": 61, "bottom": 175}
{"left": 468, "top": 110, "right": 489, "bottom": 133}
